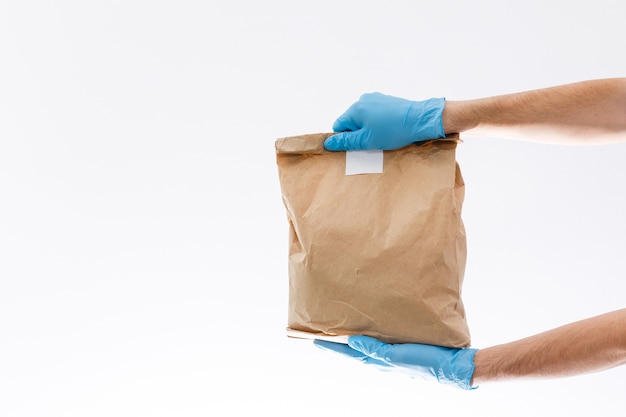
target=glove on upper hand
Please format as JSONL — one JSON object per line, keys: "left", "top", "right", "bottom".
{"left": 315, "top": 335, "right": 478, "bottom": 390}
{"left": 324, "top": 93, "right": 446, "bottom": 151}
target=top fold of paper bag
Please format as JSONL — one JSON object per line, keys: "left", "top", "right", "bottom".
{"left": 275, "top": 133, "right": 460, "bottom": 154}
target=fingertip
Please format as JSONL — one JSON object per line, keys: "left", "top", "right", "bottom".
{"left": 314, "top": 339, "right": 369, "bottom": 359}
{"left": 348, "top": 335, "right": 386, "bottom": 352}
{"left": 332, "top": 118, "right": 345, "bottom": 133}
{"left": 313, "top": 339, "right": 334, "bottom": 350}
{"left": 324, "top": 133, "right": 344, "bottom": 151}
{"left": 333, "top": 115, "right": 360, "bottom": 133}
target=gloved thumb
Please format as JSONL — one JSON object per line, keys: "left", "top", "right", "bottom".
{"left": 324, "top": 130, "right": 368, "bottom": 151}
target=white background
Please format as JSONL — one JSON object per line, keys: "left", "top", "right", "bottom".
{"left": 1, "top": 1, "right": 625, "bottom": 415}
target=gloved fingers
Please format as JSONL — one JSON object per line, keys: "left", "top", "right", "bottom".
{"left": 347, "top": 335, "right": 395, "bottom": 364}
{"left": 332, "top": 112, "right": 361, "bottom": 132}
{"left": 314, "top": 339, "right": 391, "bottom": 368}
{"left": 314, "top": 339, "right": 362, "bottom": 357}
{"left": 323, "top": 130, "right": 368, "bottom": 151}
{"left": 323, "top": 132, "right": 349, "bottom": 151}
{"left": 332, "top": 92, "right": 386, "bottom": 132}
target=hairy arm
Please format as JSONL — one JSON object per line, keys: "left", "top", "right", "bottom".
{"left": 472, "top": 309, "right": 626, "bottom": 385}
{"left": 443, "top": 78, "right": 626, "bottom": 144}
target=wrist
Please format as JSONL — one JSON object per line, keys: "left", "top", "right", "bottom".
{"left": 441, "top": 100, "right": 479, "bottom": 135}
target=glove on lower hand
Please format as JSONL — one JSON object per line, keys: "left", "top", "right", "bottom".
{"left": 324, "top": 93, "right": 446, "bottom": 151}
{"left": 315, "top": 335, "right": 478, "bottom": 390}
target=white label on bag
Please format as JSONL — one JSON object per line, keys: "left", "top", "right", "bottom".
{"left": 345, "top": 150, "right": 383, "bottom": 175}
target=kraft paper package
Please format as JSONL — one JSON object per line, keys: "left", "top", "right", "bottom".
{"left": 275, "top": 132, "right": 470, "bottom": 348}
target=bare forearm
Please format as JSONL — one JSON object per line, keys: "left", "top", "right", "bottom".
{"left": 443, "top": 78, "right": 626, "bottom": 144}
{"left": 471, "top": 309, "right": 626, "bottom": 385}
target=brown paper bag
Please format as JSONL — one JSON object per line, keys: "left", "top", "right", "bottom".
{"left": 275, "top": 132, "right": 470, "bottom": 347}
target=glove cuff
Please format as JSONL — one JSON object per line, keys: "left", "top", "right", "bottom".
{"left": 407, "top": 97, "right": 446, "bottom": 141}
{"left": 447, "top": 348, "right": 479, "bottom": 390}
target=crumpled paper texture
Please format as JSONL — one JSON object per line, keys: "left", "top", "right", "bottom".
{"left": 276, "top": 133, "right": 470, "bottom": 347}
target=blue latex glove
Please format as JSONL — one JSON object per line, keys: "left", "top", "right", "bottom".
{"left": 324, "top": 93, "right": 446, "bottom": 151}
{"left": 315, "top": 335, "right": 478, "bottom": 390}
